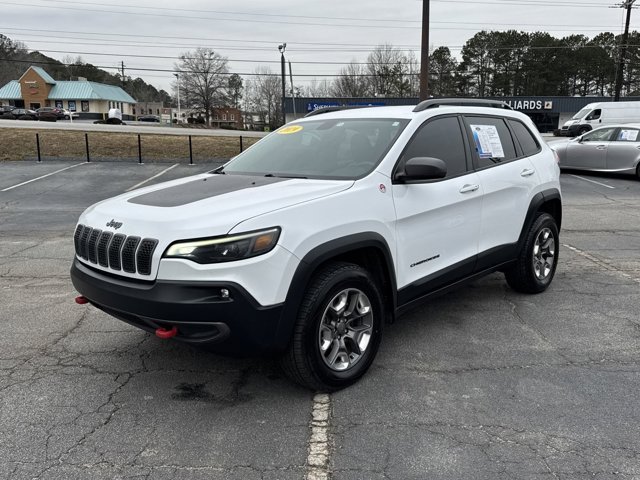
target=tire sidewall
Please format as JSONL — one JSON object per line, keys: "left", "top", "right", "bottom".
{"left": 526, "top": 214, "right": 559, "bottom": 290}
{"left": 303, "top": 268, "right": 383, "bottom": 389}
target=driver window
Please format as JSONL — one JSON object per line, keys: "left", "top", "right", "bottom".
{"left": 399, "top": 116, "right": 468, "bottom": 178}
{"left": 586, "top": 109, "right": 601, "bottom": 120}
{"left": 581, "top": 128, "right": 615, "bottom": 142}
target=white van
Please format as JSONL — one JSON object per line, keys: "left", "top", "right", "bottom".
{"left": 560, "top": 101, "right": 640, "bottom": 136}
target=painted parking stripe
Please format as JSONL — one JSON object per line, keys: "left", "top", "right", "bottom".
{"left": 1, "top": 163, "right": 85, "bottom": 192}
{"left": 306, "top": 393, "right": 332, "bottom": 480}
{"left": 125, "top": 164, "right": 179, "bottom": 192}
{"left": 569, "top": 174, "right": 615, "bottom": 189}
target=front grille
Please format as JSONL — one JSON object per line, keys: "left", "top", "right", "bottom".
{"left": 74, "top": 224, "right": 158, "bottom": 276}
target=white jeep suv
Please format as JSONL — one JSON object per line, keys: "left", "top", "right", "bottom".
{"left": 71, "top": 99, "right": 562, "bottom": 391}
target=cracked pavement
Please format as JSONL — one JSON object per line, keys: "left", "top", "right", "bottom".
{"left": 1, "top": 161, "right": 639, "bottom": 479}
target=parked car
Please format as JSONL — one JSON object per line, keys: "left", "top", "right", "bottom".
{"left": 138, "top": 114, "right": 161, "bottom": 122}
{"left": 1, "top": 108, "right": 38, "bottom": 120}
{"left": 550, "top": 124, "right": 640, "bottom": 179}
{"left": 0, "top": 105, "right": 15, "bottom": 114}
{"left": 70, "top": 99, "right": 562, "bottom": 391}
{"left": 36, "top": 107, "right": 63, "bottom": 121}
{"left": 61, "top": 109, "right": 79, "bottom": 120}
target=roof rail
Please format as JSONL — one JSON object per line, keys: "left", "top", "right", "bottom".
{"left": 304, "top": 105, "right": 374, "bottom": 117}
{"left": 413, "top": 98, "right": 513, "bottom": 112}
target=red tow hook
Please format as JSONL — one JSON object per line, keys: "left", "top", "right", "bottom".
{"left": 155, "top": 326, "right": 178, "bottom": 339}
{"left": 75, "top": 295, "right": 89, "bottom": 305}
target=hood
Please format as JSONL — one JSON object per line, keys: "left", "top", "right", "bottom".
{"left": 79, "top": 173, "right": 354, "bottom": 241}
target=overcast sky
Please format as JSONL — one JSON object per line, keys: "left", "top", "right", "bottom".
{"left": 1, "top": 0, "right": 637, "bottom": 93}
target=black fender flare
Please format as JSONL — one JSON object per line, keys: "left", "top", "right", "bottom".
{"left": 516, "top": 188, "right": 562, "bottom": 253}
{"left": 273, "top": 232, "right": 396, "bottom": 350}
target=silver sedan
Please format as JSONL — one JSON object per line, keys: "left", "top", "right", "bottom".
{"left": 550, "top": 124, "right": 640, "bottom": 179}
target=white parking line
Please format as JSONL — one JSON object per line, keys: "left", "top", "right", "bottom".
{"left": 306, "top": 393, "right": 332, "bottom": 480}
{"left": 563, "top": 243, "right": 640, "bottom": 284}
{"left": 569, "top": 174, "right": 615, "bottom": 189}
{"left": 1, "top": 163, "right": 85, "bottom": 192}
{"left": 125, "top": 164, "right": 179, "bottom": 192}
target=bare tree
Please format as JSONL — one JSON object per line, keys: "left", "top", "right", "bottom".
{"left": 331, "top": 61, "right": 370, "bottom": 97}
{"left": 245, "top": 67, "right": 281, "bottom": 130}
{"left": 366, "top": 44, "right": 408, "bottom": 97}
{"left": 174, "top": 48, "right": 228, "bottom": 125}
{"left": 302, "top": 78, "right": 333, "bottom": 97}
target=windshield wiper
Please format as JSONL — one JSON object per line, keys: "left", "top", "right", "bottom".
{"left": 264, "top": 173, "right": 308, "bottom": 179}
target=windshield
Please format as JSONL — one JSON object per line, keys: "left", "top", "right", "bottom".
{"left": 220, "top": 118, "right": 409, "bottom": 179}
{"left": 572, "top": 108, "right": 592, "bottom": 120}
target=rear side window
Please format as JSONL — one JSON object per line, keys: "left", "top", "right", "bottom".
{"left": 508, "top": 120, "right": 541, "bottom": 156}
{"left": 465, "top": 116, "right": 517, "bottom": 168}
{"left": 615, "top": 128, "right": 640, "bottom": 142}
{"left": 399, "top": 116, "right": 468, "bottom": 178}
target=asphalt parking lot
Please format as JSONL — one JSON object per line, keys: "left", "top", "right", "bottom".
{"left": 1, "top": 159, "right": 639, "bottom": 480}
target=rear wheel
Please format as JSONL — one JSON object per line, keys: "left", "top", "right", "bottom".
{"left": 505, "top": 213, "right": 559, "bottom": 293}
{"left": 281, "top": 262, "right": 384, "bottom": 391}
{"left": 636, "top": 162, "right": 640, "bottom": 180}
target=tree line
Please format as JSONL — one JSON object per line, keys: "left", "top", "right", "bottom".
{"left": 0, "top": 34, "right": 171, "bottom": 104}
{"left": 5, "top": 30, "right": 640, "bottom": 130}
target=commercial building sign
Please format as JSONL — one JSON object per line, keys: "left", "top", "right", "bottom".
{"left": 306, "top": 101, "right": 386, "bottom": 112}
{"left": 25, "top": 80, "right": 39, "bottom": 95}
{"left": 504, "top": 100, "right": 553, "bottom": 111}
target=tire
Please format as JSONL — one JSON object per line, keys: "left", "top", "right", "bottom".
{"left": 636, "top": 162, "right": 640, "bottom": 181}
{"left": 281, "top": 262, "right": 384, "bottom": 391}
{"left": 505, "top": 213, "right": 559, "bottom": 294}
{"left": 577, "top": 127, "right": 590, "bottom": 136}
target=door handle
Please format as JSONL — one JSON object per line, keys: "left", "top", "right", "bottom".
{"left": 520, "top": 168, "right": 535, "bottom": 177}
{"left": 459, "top": 184, "right": 479, "bottom": 193}
{"left": 595, "top": 145, "right": 607, "bottom": 150}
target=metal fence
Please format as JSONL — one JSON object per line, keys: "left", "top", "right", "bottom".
{"left": 27, "top": 132, "right": 257, "bottom": 164}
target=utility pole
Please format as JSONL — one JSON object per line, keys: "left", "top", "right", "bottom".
{"left": 419, "top": 0, "right": 430, "bottom": 101}
{"left": 289, "top": 60, "right": 296, "bottom": 118}
{"left": 173, "top": 73, "right": 181, "bottom": 124}
{"left": 278, "top": 43, "right": 287, "bottom": 126}
{"left": 614, "top": 0, "right": 637, "bottom": 101}
{"left": 121, "top": 61, "right": 126, "bottom": 88}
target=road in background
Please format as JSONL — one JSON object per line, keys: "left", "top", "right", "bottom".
{"left": 0, "top": 119, "right": 267, "bottom": 137}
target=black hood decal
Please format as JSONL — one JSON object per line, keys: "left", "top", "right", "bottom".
{"left": 128, "top": 174, "right": 288, "bottom": 207}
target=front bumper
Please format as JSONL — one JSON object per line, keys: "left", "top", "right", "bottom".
{"left": 70, "top": 259, "right": 285, "bottom": 354}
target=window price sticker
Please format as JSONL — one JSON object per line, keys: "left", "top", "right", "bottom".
{"left": 470, "top": 124, "right": 505, "bottom": 158}
{"left": 618, "top": 129, "right": 639, "bottom": 141}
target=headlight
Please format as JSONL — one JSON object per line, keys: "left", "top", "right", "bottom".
{"left": 163, "top": 227, "right": 280, "bottom": 264}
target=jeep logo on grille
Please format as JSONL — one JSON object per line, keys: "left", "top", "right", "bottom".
{"left": 106, "top": 219, "right": 123, "bottom": 229}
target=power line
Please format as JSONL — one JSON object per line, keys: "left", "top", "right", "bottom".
{"left": 2, "top": 2, "right": 423, "bottom": 30}
{"left": 24, "top": 0, "right": 425, "bottom": 24}
{"left": 0, "top": 0, "right": 614, "bottom": 31}
{"left": 1, "top": 1, "right": 623, "bottom": 28}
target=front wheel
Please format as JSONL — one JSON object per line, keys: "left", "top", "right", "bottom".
{"left": 281, "top": 262, "right": 384, "bottom": 391}
{"left": 505, "top": 213, "right": 559, "bottom": 294}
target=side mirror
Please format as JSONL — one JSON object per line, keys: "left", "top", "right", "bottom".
{"left": 396, "top": 157, "right": 447, "bottom": 182}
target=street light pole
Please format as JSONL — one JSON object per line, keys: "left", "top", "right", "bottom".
{"left": 173, "top": 73, "right": 181, "bottom": 124}
{"left": 278, "top": 43, "right": 287, "bottom": 126}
